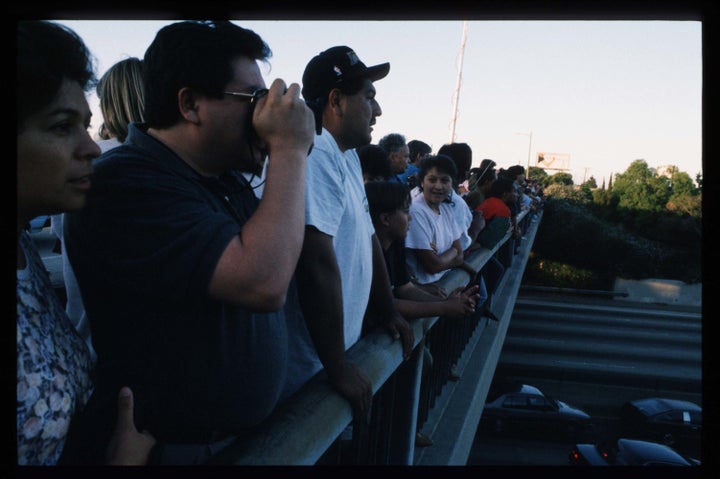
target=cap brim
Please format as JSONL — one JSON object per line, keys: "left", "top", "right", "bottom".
{"left": 365, "top": 62, "right": 390, "bottom": 82}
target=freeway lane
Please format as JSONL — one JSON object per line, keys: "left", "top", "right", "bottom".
{"left": 494, "top": 292, "right": 702, "bottom": 413}
{"left": 467, "top": 291, "right": 703, "bottom": 467}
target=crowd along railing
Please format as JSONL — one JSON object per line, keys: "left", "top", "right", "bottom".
{"left": 209, "top": 208, "right": 540, "bottom": 465}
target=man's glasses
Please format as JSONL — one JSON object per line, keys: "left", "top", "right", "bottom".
{"left": 223, "top": 88, "right": 269, "bottom": 104}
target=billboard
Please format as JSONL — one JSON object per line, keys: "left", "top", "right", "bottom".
{"left": 537, "top": 152, "right": 570, "bottom": 171}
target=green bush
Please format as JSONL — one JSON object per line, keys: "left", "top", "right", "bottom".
{"left": 523, "top": 257, "right": 612, "bottom": 290}
{"left": 525, "top": 197, "right": 701, "bottom": 288}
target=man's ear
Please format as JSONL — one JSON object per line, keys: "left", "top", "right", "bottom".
{"left": 178, "top": 87, "right": 201, "bottom": 124}
{"left": 329, "top": 89, "right": 343, "bottom": 116}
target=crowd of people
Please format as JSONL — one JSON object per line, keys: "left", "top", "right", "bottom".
{"left": 16, "top": 19, "right": 543, "bottom": 466}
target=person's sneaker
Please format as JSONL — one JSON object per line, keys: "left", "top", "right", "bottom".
{"left": 415, "top": 432, "right": 434, "bottom": 447}
{"left": 448, "top": 367, "right": 461, "bottom": 381}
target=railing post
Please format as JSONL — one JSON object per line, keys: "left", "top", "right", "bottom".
{"left": 386, "top": 337, "right": 425, "bottom": 465}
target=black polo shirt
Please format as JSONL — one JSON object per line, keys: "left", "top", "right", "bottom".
{"left": 64, "top": 123, "right": 288, "bottom": 449}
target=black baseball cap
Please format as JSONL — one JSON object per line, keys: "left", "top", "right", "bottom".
{"left": 302, "top": 46, "right": 390, "bottom": 101}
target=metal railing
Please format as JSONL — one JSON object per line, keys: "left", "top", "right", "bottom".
{"left": 31, "top": 206, "right": 541, "bottom": 465}
{"left": 209, "top": 209, "right": 541, "bottom": 465}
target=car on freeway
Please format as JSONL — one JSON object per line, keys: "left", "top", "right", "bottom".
{"left": 479, "top": 383, "right": 593, "bottom": 440}
{"left": 618, "top": 397, "right": 701, "bottom": 458}
{"left": 569, "top": 437, "right": 698, "bottom": 466}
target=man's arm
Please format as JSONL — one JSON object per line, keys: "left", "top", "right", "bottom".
{"left": 393, "top": 282, "right": 478, "bottom": 320}
{"left": 412, "top": 233, "right": 471, "bottom": 276}
{"left": 295, "top": 226, "right": 373, "bottom": 414}
{"left": 412, "top": 246, "right": 461, "bottom": 275}
{"left": 452, "top": 239, "right": 479, "bottom": 281}
{"left": 467, "top": 210, "right": 486, "bottom": 244}
{"left": 367, "top": 234, "right": 414, "bottom": 360}
{"left": 208, "top": 80, "right": 315, "bottom": 311}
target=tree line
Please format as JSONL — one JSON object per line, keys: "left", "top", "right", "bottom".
{"left": 523, "top": 159, "right": 701, "bottom": 289}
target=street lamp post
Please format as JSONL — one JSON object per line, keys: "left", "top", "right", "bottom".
{"left": 515, "top": 131, "right": 533, "bottom": 174}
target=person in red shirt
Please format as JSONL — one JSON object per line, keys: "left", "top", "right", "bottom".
{"left": 477, "top": 177, "right": 517, "bottom": 218}
{"left": 474, "top": 177, "right": 517, "bottom": 252}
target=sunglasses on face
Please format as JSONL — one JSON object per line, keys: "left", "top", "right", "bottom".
{"left": 223, "top": 88, "right": 269, "bottom": 103}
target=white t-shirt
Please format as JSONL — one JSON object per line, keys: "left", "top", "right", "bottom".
{"left": 241, "top": 157, "right": 268, "bottom": 200}
{"left": 283, "top": 128, "right": 375, "bottom": 398}
{"left": 448, "top": 189, "right": 474, "bottom": 251}
{"left": 405, "top": 192, "right": 463, "bottom": 285}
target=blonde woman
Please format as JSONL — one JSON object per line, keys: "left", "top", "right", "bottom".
{"left": 96, "top": 56, "right": 146, "bottom": 150}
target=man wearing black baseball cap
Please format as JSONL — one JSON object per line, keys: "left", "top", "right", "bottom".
{"left": 282, "top": 46, "right": 413, "bottom": 418}
{"left": 302, "top": 46, "right": 389, "bottom": 99}
{"left": 302, "top": 45, "right": 390, "bottom": 140}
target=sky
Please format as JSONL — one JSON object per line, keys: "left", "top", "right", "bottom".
{"left": 57, "top": 19, "right": 703, "bottom": 186}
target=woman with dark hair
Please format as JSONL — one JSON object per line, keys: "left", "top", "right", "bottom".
{"left": 405, "top": 155, "right": 478, "bottom": 288}
{"left": 17, "top": 20, "right": 155, "bottom": 465}
{"left": 434, "top": 146, "right": 503, "bottom": 319}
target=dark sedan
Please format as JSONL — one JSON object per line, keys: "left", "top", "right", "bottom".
{"left": 480, "top": 383, "right": 593, "bottom": 440}
{"left": 619, "top": 397, "right": 701, "bottom": 458}
{"left": 569, "top": 437, "right": 696, "bottom": 466}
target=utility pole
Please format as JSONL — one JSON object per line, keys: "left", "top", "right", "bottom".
{"left": 515, "top": 131, "right": 532, "bottom": 173}
{"left": 526, "top": 132, "right": 532, "bottom": 173}
{"left": 449, "top": 20, "right": 467, "bottom": 143}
